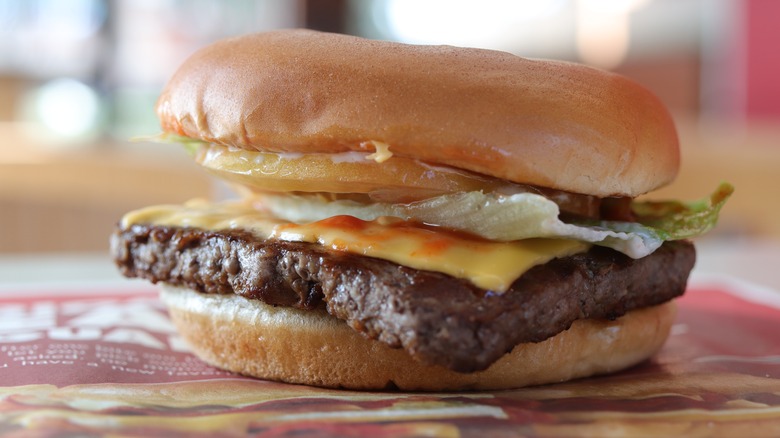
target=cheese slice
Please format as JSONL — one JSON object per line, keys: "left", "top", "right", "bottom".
{"left": 122, "top": 199, "right": 588, "bottom": 292}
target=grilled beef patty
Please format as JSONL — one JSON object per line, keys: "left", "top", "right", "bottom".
{"left": 111, "top": 224, "right": 695, "bottom": 372}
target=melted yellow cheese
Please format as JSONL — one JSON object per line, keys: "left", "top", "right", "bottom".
{"left": 122, "top": 200, "right": 588, "bottom": 292}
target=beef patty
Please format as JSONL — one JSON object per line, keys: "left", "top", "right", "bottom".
{"left": 111, "top": 224, "right": 695, "bottom": 372}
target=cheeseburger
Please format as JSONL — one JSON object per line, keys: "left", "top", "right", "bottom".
{"left": 111, "top": 29, "right": 731, "bottom": 391}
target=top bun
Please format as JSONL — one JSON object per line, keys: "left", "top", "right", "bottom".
{"left": 157, "top": 29, "right": 679, "bottom": 197}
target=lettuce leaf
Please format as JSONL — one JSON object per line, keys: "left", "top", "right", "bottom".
{"left": 261, "top": 184, "right": 733, "bottom": 259}
{"left": 630, "top": 182, "right": 734, "bottom": 241}
{"left": 562, "top": 182, "right": 733, "bottom": 257}
{"left": 132, "top": 133, "right": 204, "bottom": 156}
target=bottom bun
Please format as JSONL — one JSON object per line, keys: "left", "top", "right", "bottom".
{"left": 160, "top": 285, "right": 677, "bottom": 391}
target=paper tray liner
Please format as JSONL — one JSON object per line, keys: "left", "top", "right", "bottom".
{"left": 1, "top": 279, "right": 779, "bottom": 437}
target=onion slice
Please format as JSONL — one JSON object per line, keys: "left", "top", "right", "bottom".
{"left": 194, "top": 143, "right": 603, "bottom": 217}
{"left": 194, "top": 143, "right": 511, "bottom": 203}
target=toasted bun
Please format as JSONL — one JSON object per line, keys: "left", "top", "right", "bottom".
{"left": 156, "top": 29, "right": 678, "bottom": 198}
{"left": 160, "top": 285, "right": 676, "bottom": 391}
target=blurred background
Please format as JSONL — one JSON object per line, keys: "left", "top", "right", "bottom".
{"left": 0, "top": 0, "right": 778, "bottom": 255}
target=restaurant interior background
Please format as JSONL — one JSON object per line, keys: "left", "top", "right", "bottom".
{"left": 0, "top": 0, "right": 778, "bottom": 256}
